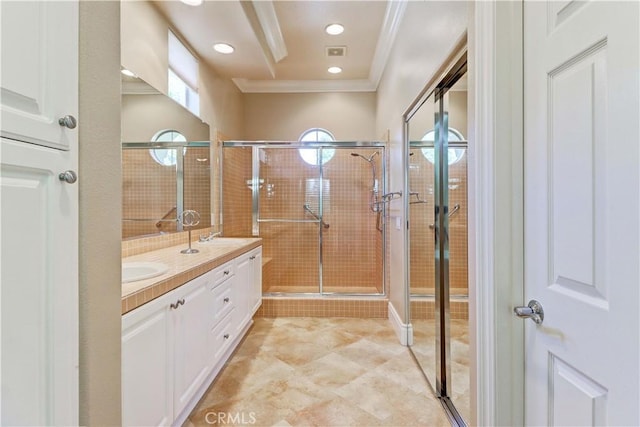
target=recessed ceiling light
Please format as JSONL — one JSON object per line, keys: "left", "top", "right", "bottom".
{"left": 180, "top": 0, "right": 203, "bottom": 5}
{"left": 325, "top": 24, "right": 344, "bottom": 35}
{"left": 121, "top": 69, "right": 136, "bottom": 77}
{"left": 328, "top": 66, "right": 342, "bottom": 74}
{"left": 213, "top": 43, "right": 235, "bottom": 54}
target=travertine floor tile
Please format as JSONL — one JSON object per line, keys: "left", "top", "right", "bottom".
{"left": 188, "top": 317, "right": 453, "bottom": 427}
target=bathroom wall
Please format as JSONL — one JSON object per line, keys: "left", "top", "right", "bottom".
{"left": 242, "top": 92, "right": 377, "bottom": 141}
{"left": 376, "top": 1, "right": 470, "bottom": 322}
{"left": 78, "top": 1, "right": 122, "bottom": 424}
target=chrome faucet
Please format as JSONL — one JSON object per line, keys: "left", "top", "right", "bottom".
{"left": 199, "top": 231, "right": 222, "bottom": 242}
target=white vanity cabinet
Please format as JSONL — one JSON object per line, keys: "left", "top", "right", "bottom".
{"left": 122, "top": 246, "right": 262, "bottom": 427}
{"left": 122, "top": 293, "right": 173, "bottom": 427}
{"left": 172, "top": 274, "right": 214, "bottom": 417}
{"left": 234, "top": 247, "right": 263, "bottom": 332}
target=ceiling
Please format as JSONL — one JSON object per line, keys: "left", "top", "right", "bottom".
{"left": 151, "top": 0, "right": 406, "bottom": 93}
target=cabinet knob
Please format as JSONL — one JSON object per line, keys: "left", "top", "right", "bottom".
{"left": 249, "top": 256, "right": 256, "bottom": 260}
{"left": 223, "top": 270, "right": 230, "bottom": 276}
{"left": 223, "top": 334, "right": 230, "bottom": 340}
{"left": 58, "top": 115, "right": 77, "bottom": 129}
{"left": 58, "top": 170, "right": 78, "bottom": 184}
{"left": 223, "top": 297, "right": 230, "bottom": 303}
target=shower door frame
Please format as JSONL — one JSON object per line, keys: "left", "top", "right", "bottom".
{"left": 404, "top": 50, "right": 468, "bottom": 426}
{"left": 221, "top": 140, "right": 388, "bottom": 297}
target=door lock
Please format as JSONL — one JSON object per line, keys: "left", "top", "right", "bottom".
{"left": 514, "top": 300, "right": 544, "bottom": 324}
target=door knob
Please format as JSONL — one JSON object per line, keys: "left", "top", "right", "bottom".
{"left": 58, "top": 115, "right": 77, "bottom": 129}
{"left": 58, "top": 170, "right": 78, "bottom": 184}
{"left": 514, "top": 300, "right": 544, "bottom": 324}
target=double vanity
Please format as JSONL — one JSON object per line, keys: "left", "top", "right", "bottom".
{"left": 121, "top": 237, "right": 262, "bottom": 426}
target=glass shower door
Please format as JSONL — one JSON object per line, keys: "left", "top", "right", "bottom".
{"left": 407, "top": 53, "right": 468, "bottom": 425}
{"left": 257, "top": 147, "right": 320, "bottom": 293}
{"left": 321, "top": 147, "right": 385, "bottom": 295}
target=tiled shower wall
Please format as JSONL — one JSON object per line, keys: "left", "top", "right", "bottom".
{"left": 122, "top": 147, "right": 211, "bottom": 239}
{"left": 222, "top": 146, "right": 384, "bottom": 295}
{"left": 408, "top": 147, "right": 468, "bottom": 296}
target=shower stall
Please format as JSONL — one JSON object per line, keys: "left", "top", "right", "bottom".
{"left": 221, "top": 142, "right": 386, "bottom": 296}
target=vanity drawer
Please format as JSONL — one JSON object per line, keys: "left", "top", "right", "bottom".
{"left": 211, "top": 261, "right": 235, "bottom": 289}
{"left": 211, "top": 278, "right": 234, "bottom": 323}
{"left": 209, "top": 310, "right": 235, "bottom": 362}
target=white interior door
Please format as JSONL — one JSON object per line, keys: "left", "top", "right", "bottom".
{"left": 524, "top": 1, "right": 639, "bottom": 425}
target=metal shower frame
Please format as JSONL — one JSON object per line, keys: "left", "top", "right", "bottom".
{"left": 221, "top": 140, "right": 388, "bottom": 297}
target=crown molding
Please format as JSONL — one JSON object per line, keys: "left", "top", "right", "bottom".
{"left": 251, "top": 0, "right": 288, "bottom": 63}
{"left": 232, "top": 78, "right": 376, "bottom": 93}
{"left": 369, "top": 0, "right": 407, "bottom": 88}
{"left": 233, "top": 0, "right": 406, "bottom": 93}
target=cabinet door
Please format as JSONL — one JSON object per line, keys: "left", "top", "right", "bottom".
{"left": 234, "top": 254, "right": 252, "bottom": 333}
{"left": 1, "top": 138, "right": 78, "bottom": 425}
{"left": 122, "top": 302, "right": 173, "bottom": 427}
{"left": 173, "top": 278, "right": 212, "bottom": 416}
{"left": 250, "top": 248, "right": 263, "bottom": 315}
{"left": 0, "top": 1, "right": 78, "bottom": 150}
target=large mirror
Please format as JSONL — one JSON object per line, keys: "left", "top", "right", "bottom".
{"left": 121, "top": 74, "right": 211, "bottom": 240}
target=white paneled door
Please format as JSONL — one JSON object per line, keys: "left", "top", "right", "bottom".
{"left": 524, "top": 1, "right": 639, "bottom": 425}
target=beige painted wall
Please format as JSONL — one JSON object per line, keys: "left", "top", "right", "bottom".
{"left": 122, "top": 94, "right": 210, "bottom": 142}
{"left": 79, "top": 1, "right": 122, "bottom": 424}
{"left": 376, "top": 1, "right": 470, "bottom": 322}
{"left": 243, "top": 92, "right": 377, "bottom": 141}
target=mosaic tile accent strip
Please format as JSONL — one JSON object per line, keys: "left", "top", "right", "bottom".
{"left": 410, "top": 298, "right": 468, "bottom": 320}
{"left": 256, "top": 297, "right": 388, "bottom": 318}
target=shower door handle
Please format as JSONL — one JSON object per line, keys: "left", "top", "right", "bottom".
{"left": 303, "top": 204, "right": 330, "bottom": 229}
{"left": 429, "top": 204, "right": 461, "bottom": 229}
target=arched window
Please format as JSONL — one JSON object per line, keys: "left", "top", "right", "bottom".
{"left": 298, "top": 128, "right": 336, "bottom": 165}
{"left": 149, "top": 129, "right": 186, "bottom": 166}
{"left": 420, "top": 127, "right": 466, "bottom": 165}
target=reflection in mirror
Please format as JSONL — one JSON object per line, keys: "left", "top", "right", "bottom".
{"left": 121, "top": 74, "right": 211, "bottom": 240}
{"left": 407, "top": 68, "right": 469, "bottom": 423}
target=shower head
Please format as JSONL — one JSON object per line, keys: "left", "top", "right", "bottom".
{"left": 350, "top": 152, "right": 378, "bottom": 163}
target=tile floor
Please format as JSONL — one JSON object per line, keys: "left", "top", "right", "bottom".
{"left": 411, "top": 319, "right": 470, "bottom": 422}
{"left": 186, "top": 318, "right": 451, "bottom": 427}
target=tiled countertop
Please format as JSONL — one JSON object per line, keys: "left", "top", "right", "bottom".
{"left": 121, "top": 238, "right": 262, "bottom": 314}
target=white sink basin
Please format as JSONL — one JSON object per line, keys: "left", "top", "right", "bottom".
{"left": 122, "top": 261, "right": 169, "bottom": 283}
{"left": 197, "top": 237, "right": 254, "bottom": 246}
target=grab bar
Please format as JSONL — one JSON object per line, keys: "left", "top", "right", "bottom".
{"left": 156, "top": 206, "right": 177, "bottom": 228}
{"left": 303, "top": 204, "right": 330, "bottom": 229}
{"left": 428, "top": 203, "right": 461, "bottom": 229}
{"left": 409, "top": 191, "right": 428, "bottom": 204}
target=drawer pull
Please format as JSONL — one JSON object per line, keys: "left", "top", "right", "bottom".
{"left": 223, "top": 297, "right": 230, "bottom": 303}
{"left": 170, "top": 298, "right": 186, "bottom": 309}
{"left": 223, "top": 334, "right": 230, "bottom": 340}
{"left": 223, "top": 270, "right": 230, "bottom": 276}
{"left": 249, "top": 256, "right": 256, "bottom": 260}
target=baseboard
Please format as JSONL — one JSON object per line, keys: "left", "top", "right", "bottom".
{"left": 388, "top": 302, "right": 413, "bottom": 346}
